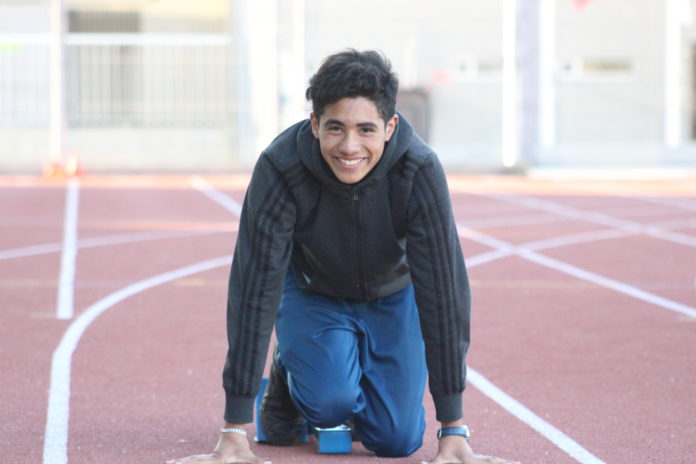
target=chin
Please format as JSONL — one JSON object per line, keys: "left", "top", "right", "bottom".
{"left": 338, "top": 176, "right": 361, "bottom": 185}
{"left": 341, "top": 177, "right": 362, "bottom": 185}
{"left": 330, "top": 169, "right": 363, "bottom": 184}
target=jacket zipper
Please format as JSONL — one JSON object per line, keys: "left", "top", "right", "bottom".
{"left": 352, "top": 188, "right": 367, "bottom": 300}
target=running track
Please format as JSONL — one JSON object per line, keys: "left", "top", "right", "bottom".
{"left": 1, "top": 174, "right": 694, "bottom": 464}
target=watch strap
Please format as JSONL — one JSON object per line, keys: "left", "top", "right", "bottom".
{"left": 437, "top": 425, "right": 470, "bottom": 440}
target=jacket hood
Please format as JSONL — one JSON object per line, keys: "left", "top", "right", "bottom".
{"left": 294, "top": 113, "right": 415, "bottom": 191}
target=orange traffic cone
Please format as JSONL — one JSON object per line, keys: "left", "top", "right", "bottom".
{"left": 42, "top": 161, "right": 64, "bottom": 178}
{"left": 64, "top": 152, "right": 84, "bottom": 177}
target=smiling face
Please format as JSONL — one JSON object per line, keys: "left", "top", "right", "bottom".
{"left": 310, "top": 97, "right": 398, "bottom": 185}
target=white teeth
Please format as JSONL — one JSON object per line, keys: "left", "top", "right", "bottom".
{"left": 339, "top": 158, "right": 362, "bottom": 166}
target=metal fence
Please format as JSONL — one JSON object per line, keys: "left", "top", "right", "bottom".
{"left": 0, "top": 38, "right": 49, "bottom": 127}
{"left": 0, "top": 34, "right": 234, "bottom": 128}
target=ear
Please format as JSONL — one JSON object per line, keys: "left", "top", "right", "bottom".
{"left": 384, "top": 114, "right": 399, "bottom": 141}
{"left": 310, "top": 112, "right": 320, "bottom": 138}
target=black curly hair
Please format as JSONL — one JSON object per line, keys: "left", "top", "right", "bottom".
{"left": 306, "top": 49, "right": 399, "bottom": 124}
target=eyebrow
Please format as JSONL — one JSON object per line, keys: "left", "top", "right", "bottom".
{"left": 324, "top": 119, "right": 379, "bottom": 129}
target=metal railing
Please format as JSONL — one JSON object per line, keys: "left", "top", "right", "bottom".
{"left": 0, "top": 34, "right": 234, "bottom": 128}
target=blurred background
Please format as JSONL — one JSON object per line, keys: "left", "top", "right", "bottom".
{"left": 0, "top": 0, "right": 694, "bottom": 174}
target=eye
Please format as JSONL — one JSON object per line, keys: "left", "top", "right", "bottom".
{"left": 360, "top": 127, "right": 375, "bottom": 134}
{"left": 326, "top": 125, "right": 342, "bottom": 133}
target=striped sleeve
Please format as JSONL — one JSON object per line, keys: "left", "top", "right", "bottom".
{"left": 405, "top": 155, "right": 471, "bottom": 423}
{"left": 223, "top": 153, "right": 296, "bottom": 423}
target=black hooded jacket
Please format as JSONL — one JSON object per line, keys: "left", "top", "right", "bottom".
{"left": 223, "top": 116, "right": 471, "bottom": 424}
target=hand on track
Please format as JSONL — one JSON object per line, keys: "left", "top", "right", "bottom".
{"left": 166, "top": 431, "right": 270, "bottom": 464}
{"left": 422, "top": 435, "right": 520, "bottom": 464}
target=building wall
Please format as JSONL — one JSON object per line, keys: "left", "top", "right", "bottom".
{"left": 304, "top": 0, "right": 506, "bottom": 170}
{"left": 0, "top": 2, "right": 239, "bottom": 173}
{"left": 0, "top": 0, "right": 694, "bottom": 173}
{"left": 304, "top": 0, "right": 696, "bottom": 170}
{"left": 545, "top": 0, "right": 666, "bottom": 166}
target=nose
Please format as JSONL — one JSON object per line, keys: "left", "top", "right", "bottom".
{"left": 339, "top": 131, "right": 361, "bottom": 155}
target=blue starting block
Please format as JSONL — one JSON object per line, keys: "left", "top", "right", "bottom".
{"left": 310, "top": 424, "right": 353, "bottom": 454}
{"left": 254, "top": 377, "right": 352, "bottom": 454}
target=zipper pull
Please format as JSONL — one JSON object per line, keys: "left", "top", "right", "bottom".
{"left": 352, "top": 189, "right": 359, "bottom": 201}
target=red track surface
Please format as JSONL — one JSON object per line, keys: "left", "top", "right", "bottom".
{"left": 1, "top": 174, "right": 695, "bottom": 464}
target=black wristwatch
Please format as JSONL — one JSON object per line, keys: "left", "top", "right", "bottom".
{"left": 437, "top": 425, "right": 470, "bottom": 440}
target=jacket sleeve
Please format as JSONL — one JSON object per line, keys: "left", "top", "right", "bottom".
{"left": 222, "top": 153, "right": 296, "bottom": 423}
{"left": 405, "top": 155, "right": 471, "bottom": 423}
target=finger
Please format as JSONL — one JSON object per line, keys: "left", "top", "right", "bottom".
{"left": 166, "top": 455, "right": 218, "bottom": 464}
{"left": 492, "top": 457, "right": 520, "bottom": 464}
{"left": 241, "top": 450, "right": 271, "bottom": 464}
{"left": 476, "top": 456, "right": 520, "bottom": 464}
{"left": 224, "top": 456, "right": 271, "bottom": 464}
{"left": 226, "top": 461, "right": 271, "bottom": 464}
{"left": 166, "top": 458, "right": 189, "bottom": 464}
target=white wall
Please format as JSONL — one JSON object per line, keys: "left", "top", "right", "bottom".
{"left": 304, "top": 0, "right": 505, "bottom": 170}
{"left": 304, "top": 0, "right": 696, "bottom": 170}
{"left": 1, "top": 0, "right": 695, "bottom": 172}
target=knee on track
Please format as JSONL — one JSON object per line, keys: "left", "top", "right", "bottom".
{"left": 301, "top": 388, "right": 359, "bottom": 428}
{"left": 361, "top": 425, "right": 423, "bottom": 457}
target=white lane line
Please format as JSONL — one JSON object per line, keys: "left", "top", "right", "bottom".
{"left": 640, "top": 225, "right": 696, "bottom": 247}
{"left": 468, "top": 368, "right": 607, "bottom": 464}
{"left": 466, "top": 249, "right": 514, "bottom": 268}
{"left": 521, "top": 228, "right": 634, "bottom": 252}
{"left": 518, "top": 250, "right": 696, "bottom": 319}
{"left": 463, "top": 213, "right": 565, "bottom": 229}
{"left": 462, "top": 226, "right": 512, "bottom": 251}
{"left": 0, "top": 230, "right": 222, "bottom": 262}
{"left": 42, "top": 255, "right": 232, "bottom": 464}
{"left": 76, "top": 229, "right": 225, "bottom": 248}
{"left": 56, "top": 179, "right": 79, "bottom": 320}
{"left": 0, "top": 242, "right": 64, "bottom": 260}
{"left": 639, "top": 196, "right": 696, "bottom": 213}
{"left": 463, "top": 228, "right": 634, "bottom": 268}
{"left": 460, "top": 226, "right": 642, "bottom": 463}
{"left": 462, "top": 219, "right": 693, "bottom": 269}
{"left": 593, "top": 204, "right": 686, "bottom": 218}
{"left": 646, "top": 217, "right": 696, "bottom": 230}
{"left": 191, "top": 176, "right": 243, "bottom": 216}
{"left": 460, "top": 226, "right": 696, "bottom": 319}
{"left": 486, "top": 193, "right": 696, "bottom": 248}
{"left": 459, "top": 213, "right": 694, "bottom": 462}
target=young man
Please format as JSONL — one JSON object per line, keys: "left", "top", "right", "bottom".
{"left": 168, "top": 50, "right": 518, "bottom": 464}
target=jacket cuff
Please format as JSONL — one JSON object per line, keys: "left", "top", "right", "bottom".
{"left": 223, "top": 393, "right": 256, "bottom": 424}
{"left": 432, "top": 393, "right": 463, "bottom": 423}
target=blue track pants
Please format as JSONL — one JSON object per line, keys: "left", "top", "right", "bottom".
{"left": 275, "top": 274, "right": 427, "bottom": 457}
